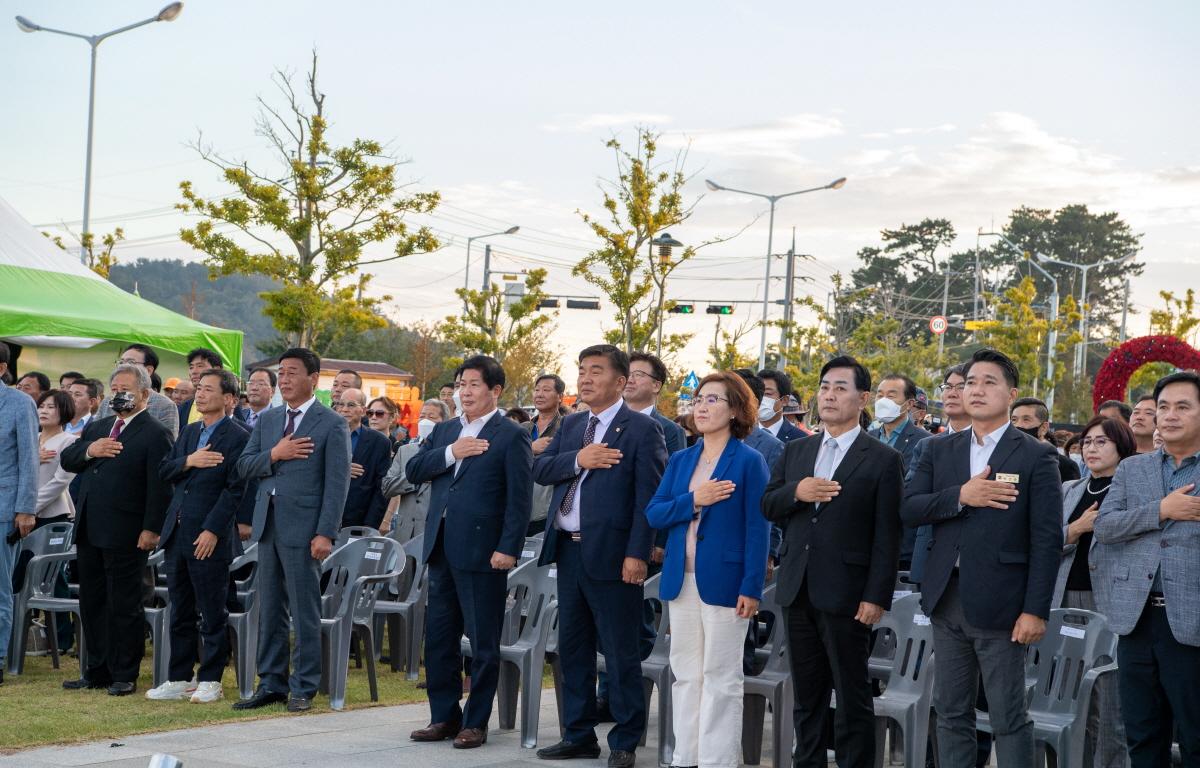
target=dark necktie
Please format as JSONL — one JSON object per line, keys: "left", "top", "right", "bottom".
{"left": 283, "top": 409, "right": 301, "bottom": 437}
{"left": 108, "top": 419, "right": 125, "bottom": 439}
{"left": 558, "top": 415, "right": 600, "bottom": 517}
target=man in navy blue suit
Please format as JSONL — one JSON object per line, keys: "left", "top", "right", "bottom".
{"left": 334, "top": 387, "right": 391, "bottom": 529}
{"left": 535, "top": 344, "right": 667, "bottom": 768}
{"left": 759, "top": 368, "right": 806, "bottom": 444}
{"left": 149, "top": 368, "right": 250, "bottom": 704}
{"left": 406, "top": 355, "right": 533, "bottom": 749}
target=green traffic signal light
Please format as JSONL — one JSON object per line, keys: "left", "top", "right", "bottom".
{"left": 670, "top": 304, "right": 695, "bottom": 314}
{"left": 706, "top": 304, "right": 733, "bottom": 315}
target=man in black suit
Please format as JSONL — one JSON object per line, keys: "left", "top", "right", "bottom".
{"left": 759, "top": 368, "right": 806, "bottom": 443}
{"left": 534, "top": 344, "right": 667, "bottom": 768}
{"left": 406, "top": 355, "right": 532, "bottom": 749}
{"left": 60, "top": 364, "right": 173, "bottom": 696}
{"left": 334, "top": 387, "right": 391, "bottom": 529}
{"left": 148, "top": 368, "right": 249, "bottom": 703}
{"left": 870, "top": 373, "right": 930, "bottom": 570}
{"left": 762, "top": 356, "right": 904, "bottom": 768}
{"left": 1009, "top": 397, "right": 1080, "bottom": 482}
{"left": 177, "top": 347, "right": 223, "bottom": 428}
{"left": 901, "top": 349, "right": 1062, "bottom": 768}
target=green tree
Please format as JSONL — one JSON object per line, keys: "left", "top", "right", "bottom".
{"left": 707, "top": 317, "right": 758, "bottom": 371}
{"left": 44, "top": 228, "right": 125, "bottom": 279}
{"left": 574, "top": 127, "right": 739, "bottom": 356}
{"left": 997, "top": 204, "right": 1143, "bottom": 364}
{"left": 438, "top": 269, "right": 558, "bottom": 403}
{"left": 177, "top": 53, "right": 439, "bottom": 349}
{"left": 1128, "top": 289, "right": 1200, "bottom": 397}
{"left": 974, "top": 276, "right": 1082, "bottom": 418}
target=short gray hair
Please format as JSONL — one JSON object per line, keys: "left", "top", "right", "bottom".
{"left": 110, "top": 363, "right": 152, "bottom": 392}
{"left": 423, "top": 398, "right": 451, "bottom": 421}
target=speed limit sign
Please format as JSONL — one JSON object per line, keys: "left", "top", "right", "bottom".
{"left": 929, "top": 315, "right": 948, "bottom": 335}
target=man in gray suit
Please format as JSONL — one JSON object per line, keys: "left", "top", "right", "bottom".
{"left": 234, "top": 347, "right": 351, "bottom": 712}
{"left": 1094, "top": 370, "right": 1200, "bottom": 768}
{"left": 0, "top": 342, "right": 39, "bottom": 683}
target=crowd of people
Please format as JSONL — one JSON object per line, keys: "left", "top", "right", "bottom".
{"left": 1, "top": 336, "right": 1198, "bottom": 768}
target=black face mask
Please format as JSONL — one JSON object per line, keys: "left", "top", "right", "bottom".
{"left": 1015, "top": 425, "right": 1041, "bottom": 439}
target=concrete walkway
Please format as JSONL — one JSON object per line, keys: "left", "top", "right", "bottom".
{"left": 0, "top": 690, "right": 735, "bottom": 768}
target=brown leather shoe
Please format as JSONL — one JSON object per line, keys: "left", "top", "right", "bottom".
{"left": 410, "top": 721, "right": 462, "bottom": 742}
{"left": 452, "top": 727, "right": 487, "bottom": 749}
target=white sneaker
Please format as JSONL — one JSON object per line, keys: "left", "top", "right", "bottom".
{"left": 146, "top": 680, "right": 198, "bottom": 701}
{"left": 189, "top": 681, "right": 224, "bottom": 703}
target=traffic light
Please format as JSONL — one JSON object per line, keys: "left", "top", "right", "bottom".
{"left": 537, "top": 299, "right": 560, "bottom": 309}
{"left": 706, "top": 304, "right": 734, "bottom": 315}
{"left": 566, "top": 299, "right": 601, "bottom": 310}
{"left": 669, "top": 304, "right": 695, "bottom": 314}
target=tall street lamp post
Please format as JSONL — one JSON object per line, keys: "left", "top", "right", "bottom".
{"left": 462, "top": 226, "right": 519, "bottom": 314}
{"left": 16, "top": 3, "right": 185, "bottom": 265}
{"left": 1036, "top": 251, "right": 1135, "bottom": 379}
{"left": 705, "top": 176, "right": 846, "bottom": 369}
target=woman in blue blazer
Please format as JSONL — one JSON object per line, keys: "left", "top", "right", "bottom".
{"left": 645, "top": 371, "right": 770, "bottom": 768}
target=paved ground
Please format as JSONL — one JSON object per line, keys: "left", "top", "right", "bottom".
{"left": 0, "top": 690, "right": 741, "bottom": 768}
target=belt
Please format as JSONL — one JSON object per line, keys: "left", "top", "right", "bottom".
{"left": 1149, "top": 593, "right": 1166, "bottom": 608}
{"left": 562, "top": 531, "right": 582, "bottom": 542}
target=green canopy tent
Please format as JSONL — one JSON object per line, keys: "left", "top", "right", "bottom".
{"left": 0, "top": 195, "right": 241, "bottom": 380}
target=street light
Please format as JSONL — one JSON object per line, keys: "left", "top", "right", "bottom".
{"left": 705, "top": 176, "right": 846, "bottom": 369}
{"left": 1035, "top": 250, "right": 1135, "bottom": 379}
{"left": 462, "top": 226, "right": 519, "bottom": 313}
{"left": 650, "top": 232, "right": 684, "bottom": 355}
{"left": 16, "top": 3, "right": 184, "bottom": 265}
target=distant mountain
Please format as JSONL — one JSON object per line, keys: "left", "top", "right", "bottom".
{"left": 108, "top": 258, "right": 280, "bottom": 358}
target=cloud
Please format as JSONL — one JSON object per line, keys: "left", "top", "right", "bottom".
{"left": 540, "top": 113, "right": 673, "bottom": 133}
{"left": 660, "top": 114, "right": 844, "bottom": 162}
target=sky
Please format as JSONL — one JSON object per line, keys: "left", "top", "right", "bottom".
{"left": 3, "top": 1, "right": 1198, "bottom": 378}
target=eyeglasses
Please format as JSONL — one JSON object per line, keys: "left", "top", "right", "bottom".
{"left": 331, "top": 401, "right": 362, "bottom": 410}
{"left": 115, "top": 357, "right": 144, "bottom": 366}
{"left": 937, "top": 383, "right": 965, "bottom": 393}
{"left": 629, "top": 370, "right": 662, "bottom": 383}
{"left": 366, "top": 410, "right": 390, "bottom": 418}
{"left": 696, "top": 394, "right": 730, "bottom": 406}
{"left": 1080, "top": 437, "right": 1112, "bottom": 449}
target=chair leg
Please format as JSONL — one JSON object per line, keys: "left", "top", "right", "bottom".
{"left": 497, "top": 660, "right": 518, "bottom": 730}
{"left": 772, "top": 684, "right": 793, "bottom": 768}
{"left": 386, "top": 614, "right": 401, "bottom": 672}
{"left": 742, "top": 694, "right": 765, "bottom": 766}
{"left": 329, "top": 626, "right": 352, "bottom": 711}
{"left": 361, "top": 627, "right": 379, "bottom": 702}
{"left": 658, "top": 670, "right": 675, "bottom": 768}
{"left": 518, "top": 652, "right": 544, "bottom": 749}
{"left": 6, "top": 606, "right": 29, "bottom": 676}
{"left": 47, "top": 612, "right": 61, "bottom": 670}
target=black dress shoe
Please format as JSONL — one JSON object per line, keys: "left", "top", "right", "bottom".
{"left": 63, "top": 677, "right": 110, "bottom": 690}
{"left": 231, "top": 688, "right": 288, "bottom": 710}
{"left": 537, "top": 739, "right": 602, "bottom": 760}
{"left": 286, "top": 695, "right": 312, "bottom": 712}
{"left": 107, "top": 682, "right": 136, "bottom": 696}
{"left": 608, "top": 750, "right": 636, "bottom": 768}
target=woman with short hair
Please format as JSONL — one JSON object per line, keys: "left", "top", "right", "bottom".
{"left": 645, "top": 371, "right": 770, "bottom": 768}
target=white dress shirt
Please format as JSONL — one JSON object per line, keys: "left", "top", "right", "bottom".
{"left": 281, "top": 397, "right": 317, "bottom": 436}
{"left": 557, "top": 398, "right": 624, "bottom": 532}
{"left": 969, "top": 422, "right": 1011, "bottom": 476}
{"left": 763, "top": 418, "right": 784, "bottom": 437}
{"left": 444, "top": 408, "right": 500, "bottom": 475}
{"left": 636, "top": 403, "right": 655, "bottom": 417}
{"left": 813, "top": 425, "right": 861, "bottom": 479}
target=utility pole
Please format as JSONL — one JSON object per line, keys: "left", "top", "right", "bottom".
{"left": 1120, "top": 279, "right": 1129, "bottom": 344}
{"left": 481, "top": 244, "right": 492, "bottom": 291}
{"left": 779, "top": 228, "right": 797, "bottom": 368}
{"left": 937, "top": 267, "right": 951, "bottom": 358}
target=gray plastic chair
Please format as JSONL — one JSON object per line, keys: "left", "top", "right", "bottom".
{"left": 741, "top": 582, "right": 793, "bottom": 767}
{"left": 334, "top": 525, "right": 380, "bottom": 548}
{"left": 476, "top": 560, "right": 559, "bottom": 748}
{"left": 977, "top": 608, "right": 1118, "bottom": 768}
{"left": 7, "top": 522, "right": 79, "bottom": 676}
{"left": 143, "top": 549, "right": 172, "bottom": 688}
{"left": 226, "top": 544, "right": 260, "bottom": 700}
{"left": 637, "top": 573, "right": 675, "bottom": 766}
{"left": 869, "top": 593, "right": 936, "bottom": 768}
{"left": 374, "top": 534, "right": 426, "bottom": 677}
{"left": 318, "top": 536, "right": 402, "bottom": 710}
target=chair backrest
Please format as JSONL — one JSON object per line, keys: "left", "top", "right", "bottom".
{"left": 17, "top": 522, "right": 74, "bottom": 594}
{"left": 875, "top": 593, "right": 935, "bottom": 692}
{"left": 751, "top": 583, "right": 790, "bottom": 675}
{"left": 334, "top": 525, "right": 379, "bottom": 549}
{"left": 1027, "top": 608, "right": 1118, "bottom": 715}
{"left": 323, "top": 536, "right": 402, "bottom": 623}
{"left": 505, "top": 560, "right": 559, "bottom": 647}
{"left": 395, "top": 534, "right": 426, "bottom": 603}
{"left": 518, "top": 536, "right": 543, "bottom": 564}
{"left": 641, "top": 573, "right": 670, "bottom": 660}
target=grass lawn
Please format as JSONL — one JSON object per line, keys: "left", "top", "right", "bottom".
{"left": 0, "top": 643, "right": 428, "bottom": 753}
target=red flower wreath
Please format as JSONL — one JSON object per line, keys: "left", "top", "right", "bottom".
{"left": 1093, "top": 334, "right": 1200, "bottom": 411}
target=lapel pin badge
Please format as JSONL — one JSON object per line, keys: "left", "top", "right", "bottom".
{"left": 996, "top": 472, "right": 1020, "bottom": 484}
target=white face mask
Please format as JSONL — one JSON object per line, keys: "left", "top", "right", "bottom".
{"left": 417, "top": 418, "right": 436, "bottom": 441}
{"left": 757, "top": 396, "right": 776, "bottom": 423}
{"left": 451, "top": 389, "right": 463, "bottom": 416}
{"left": 873, "top": 397, "right": 903, "bottom": 424}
